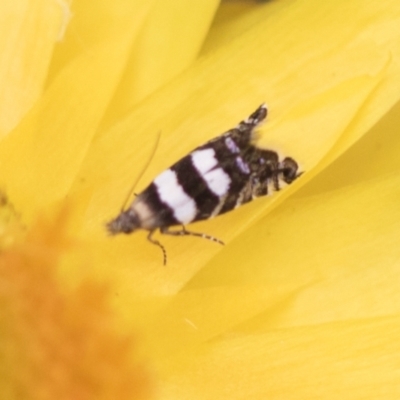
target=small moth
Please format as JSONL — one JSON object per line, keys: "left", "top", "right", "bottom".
{"left": 107, "top": 104, "right": 302, "bottom": 264}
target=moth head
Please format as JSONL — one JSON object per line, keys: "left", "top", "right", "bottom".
{"left": 280, "top": 157, "right": 302, "bottom": 184}
{"left": 107, "top": 208, "right": 141, "bottom": 235}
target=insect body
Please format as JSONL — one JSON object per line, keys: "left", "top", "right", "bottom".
{"left": 107, "top": 104, "right": 301, "bottom": 264}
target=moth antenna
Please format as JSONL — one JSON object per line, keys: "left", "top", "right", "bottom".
{"left": 120, "top": 131, "right": 161, "bottom": 212}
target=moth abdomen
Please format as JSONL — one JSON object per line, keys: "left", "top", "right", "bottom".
{"left": 107, "top": 208, "right": 141, "bottom": 235}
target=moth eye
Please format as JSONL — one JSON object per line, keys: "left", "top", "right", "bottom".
{"left": 280, "top": 157, "right": 299, "bottom": 183}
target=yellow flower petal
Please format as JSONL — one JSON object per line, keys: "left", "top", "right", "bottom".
{"left": 162, "top": 316, "right": 400, "bottom": 399}
{"left": 184, "top": 100, "right": 400, "bottom": 328}
{"left": 189, "top": 166, "right": 400, "bottom": 325}
{"left": 0, "top": 210, "right": 152, "bottom": 399}
{"left": 159, "top": 86, "right": 400, "bottom": 399}
{"left": 201, "top": 0, "right": 276, "bottom": 55}
{"left": 67, "top": 0, "right": 400, "bottom": 295}
{"left": 102, "top": 0, "right": 220, "bottom": 128}
{"left": 2, "top": 0, "right": 400, "bottom": 398}
{"left": 0, "top": 4, "right": 149, "bottom": 224}
{"left": 0, "top": 0, "right": 65, "bottom": 137}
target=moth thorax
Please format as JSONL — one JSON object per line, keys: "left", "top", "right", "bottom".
{"left": 107, "top": 208, "right": 141, "bottom": 235}
{"left": 280, "top": 157, "right": 300, "bottom": 184}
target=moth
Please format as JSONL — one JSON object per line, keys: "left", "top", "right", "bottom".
{"left": 107, "top": 104, "right": 301, "bottom": 264}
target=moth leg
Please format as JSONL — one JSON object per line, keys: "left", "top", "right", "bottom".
{"left": 272, "top": 173, "right": 280, "bottom": 191}
{"left": 147, "top": 230, "right": 167, "bottom": 266}
{"left": 160, "top": 226, "right": 225, "bottom": 246}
